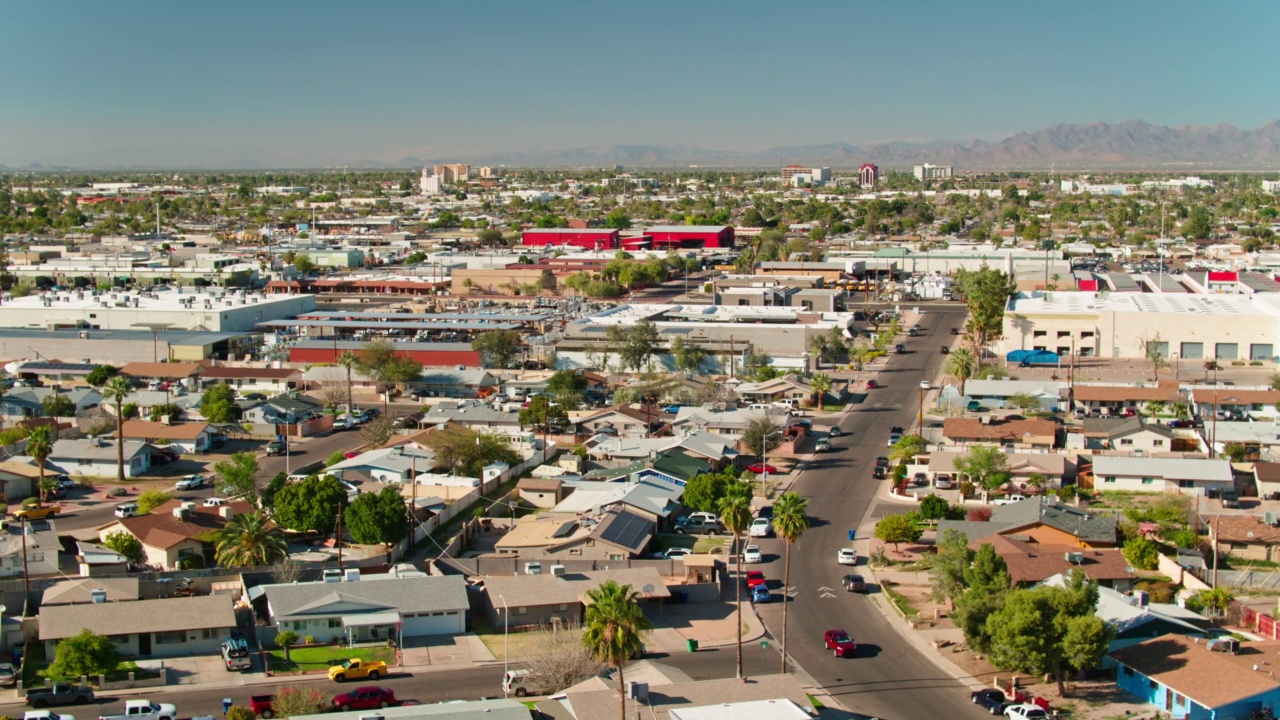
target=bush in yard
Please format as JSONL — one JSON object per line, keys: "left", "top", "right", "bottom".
{"left": 325, "top": 451, "right": 345, "bottom": 467}
{"left": 271, "top": 686, "right": 329, "bottom": 717}
{"left": 102, "top": 530, "right": 144, "bottom": 563}
{"left": 1121, "top": 536, "right": 1160, "bottom": 571}
{"left": 225, "top": 706, "right": 254, "bottom": 720}
{"left": 874, "top": 513, "right": 922, "bottom": 551}
{"left": 918, "top": 494, "right": 950, "bottom": 521}
{"left": 966, "top": 507, "right": 992, "bottom": 522}
{"left": 46, "top": 629, "right": 120, "bottom": 679}
{"left": 135, "top": 489, "right": 173, "bottom": 514}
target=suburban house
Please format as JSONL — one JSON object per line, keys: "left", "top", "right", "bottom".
{"left": 1073, "top": 381, "right": 1183, "bottom": 414}
{"left": 1076, "top": 417, "right": 1179, "bottom": 454}
{"left": 576, "top": 406, "right": 664, "bottom": 439}
{"left": 51, "top": 438, "right": 155, "bottom": 478}
{"left": 39, "top": 594, "right": 237, "bottom": 659}
{"left": 0, "top": 388, "right": 101, "bottom": 418}
{"left": 585, "top": 436, "right": 673, "bottom": 463}
{"left": 1213, "top": 515, "right": 1280, "bottom": 563}
{"left": 0, "top": 519, "right": 59, "bottom": 577}
{"left": 200, "top": 366, "right": 303, "bottom": 393}
{"left": 552, "top": 480, "right": 684, "bottom": 529}
{"left": 1111, "top": 635, "right": 1280, "bottom": 719}
{"left": 97, "top": 498, "right": 253, "bottom": 569}
{"left": 256, "top": 572, "right": 468, "bottom": 644}
{"left": 291, "top": 700, "right": 530, "bottom": 720}
{"left": 517, "top": 478, "right": 567, "bottom": 508}
{"left": 1041, "top": 577, "right": 1206, "bottom": 665}
{"left": 1255, "top": 463, "right": 1280, "bottom": 499}
{"left": 74, "top": 541, "right": 132, "bottom": 576}
{"left": 1088, "top": 456, "right": 1234, "bottom": 496}
{"left": 495, "top": 508, "right": 654, "bottom": 560}
{"left": 926, "top": 451, "right": 1068, "bottom": 488}
{"left": 110, "top": 389, "right": 203, "bottom": 419}
{"left": 118, "top": 420, "right": 217, "bottom": 454}
{"left": 252, "top": 394, "right": 325, "bottom": 424}
{"left": 733, "top": 375, "right": 814, "bottom": 405}
{"left": 941, "top": 417, "right": 1059, "bottom": 449}
{"left": 41, "top": 577, "right": 140, "bottom": 606}
{"left": 119, "top": 361, "right": 202, "bottom": 383}
{"left": 478, "top": 567, "right": 669, "bottom": 630}
{"left": 670, "top": 406, "right": 792, "bottom": 442}
{"left": 964, "top": 379, "right": 1069, "bottom": 412}
{"left": 0, "top": 460, "right": 44, "bottom": 500}
{"left": 327, "top": 445, "right": 460, "bottom": 485}
{"left": 664, "top": 431, "right": 740, "bottom": 471}
{"left": 969, "top": 535, "right": 1131, "bottom": 586}
{"left": 1190, "top": 387, "right": 1280, "bottom": 420}
{"left": 1211, "top": 421, "right": 1280, "bottom": 461}
{"left": 937, "top": 496, "right": 1118, "bottom": 548}
{"left": 418, "top": 401, "right": 525, "bottom": 430}
{"left": 411, "top": 368, "right": 499, "bottom": 399}
{"left": 562, "top": 668, "right": 816, "bottom": 720}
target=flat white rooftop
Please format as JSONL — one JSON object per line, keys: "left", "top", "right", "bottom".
{"left": 1008, "top": 291, "right": 1280, "bottom": 317}
{"left": 3, "top": 288, "right": 300, "bottom": 313}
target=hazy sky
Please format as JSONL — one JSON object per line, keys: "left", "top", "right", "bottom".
{"left": 2, "top": 1, "right": 1277, "bottom": 167}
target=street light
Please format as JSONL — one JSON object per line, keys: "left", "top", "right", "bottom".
{"left": 918, "top": 380, "right": 930, "bottom": 430}
{"left": 498, "top": 593, "right": 509, "bottom": 696}
{"left": 761, "top": 429, "right": 781, "bottom": 485}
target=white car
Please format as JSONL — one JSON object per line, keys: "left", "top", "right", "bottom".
{"left": 741, "top": 545, "right": 763, "bottom": 564}
{"left": 202, "top": 497, "right": 228, "bottom": 507}
{"left": 749, "top": 517, "right": 772, "bottom": 537}
{"left": 174, "top": 475, "right": 205, "bottom": 491}
{"left": 1004, "top": 705, "right": 1049, "bottom": 720}
{"left": 837, "top": 548, "right": 857, "bottom": 565}
{"left": 663, "top": 548, "right": 693, "bottom": 560}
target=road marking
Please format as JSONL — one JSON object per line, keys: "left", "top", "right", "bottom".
{"left": 786, "top": 586, "right": 798, "bottom": 597}
{"left": 819, "top": 591, "right": 837, "bottom": 598}
{"left": 818, "top": 586, "right": 834, "bottom": 592}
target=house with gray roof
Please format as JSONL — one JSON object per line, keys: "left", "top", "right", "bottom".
{"left": 42, "top": 577, "right": 139, "bottom": 606}
{"left": 418, "top": 400, "right": 524, "bottom": 430}
{"left": 1090, "top": 455, "right": 1233, "bottom": 495}
{"left": 39, "top": 594, "right": 236, "bottom": 659}
{"left": 0, "top": 387, "right": 101, "bottom": 418}
{"left": 412, "top": 369, "right": 499, "bottom": 398}
{"left": 49, "top": 438, "right": 155, "bottom": 478}
{"left": 479, "top": 567, "right": 669, "bottom": 630}
{"left": 554, "top": 479, "right": 684, "bottom": 528}
{"left": 257, "top": 572, "right": 468, "bottom": 643}
{"left": 937, "top": 495, "right": 1118, "bottom": 548}
{"left": 1077, "top": 416, "right": 1177, "bottom": 453}
{"left": 964, "top": 379, "right": 1069, "bottom": 412}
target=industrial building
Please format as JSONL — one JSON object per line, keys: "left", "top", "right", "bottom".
{"left": 520, "top": 228, "right": 620, "bottom": 249}
{"left": 0, "top": 327, "right": 257, "bottom": 365}
{"left": 642, "top": 225, "right": 735, "bottom": 249}
{"left": 287, "top": 340, "right": 480, "bottom": 366}
{"left": 0, "top": 288, "right": 315, "bottom": 333}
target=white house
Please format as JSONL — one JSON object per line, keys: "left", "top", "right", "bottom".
{"left": 50, "top": 438, "right": 154, "bottom": 478}
{"left": 1090, "top": 456, "right": 1233, "bottom": 496}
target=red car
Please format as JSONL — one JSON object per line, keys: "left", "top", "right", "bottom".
{"left": 865, "top": 379, "right": 878, "bottom": 390}
{"left": 744, "top": 571, "right": 766, "bottom": 590}
{"left": 343, "top": 450, "right": 361, "bottom": 459}
{"left": 747, "top": 463, "right": 779, "bottom": 474}
{"left": 824, "top": 629, "right": 856, "bottom": 658}
{"left": 332, "top": 687, "right": 396, "bottom": 712}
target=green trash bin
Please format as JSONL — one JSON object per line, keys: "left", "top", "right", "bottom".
{"left": 686, "top": 639, "right": 699, "bottom": 653}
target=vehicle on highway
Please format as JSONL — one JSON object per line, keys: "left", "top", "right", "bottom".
{"left": 969, "top": 688, "right": 1009, "bottom": 715}
{"left": 743, "top": 570, "right": 766, "bottom": 590}
{"left": 25, "top": 684, "right": 94, "bottom": 707}
{"left": 97, "top": 699, "right": 177, "bottom": 720}
{"left": 875, "top": 456, "right": 889, "bottom": 467}
{"left": 747, "top": 463, "right": 779, "bottom": 475}
{"left": 328, "top": 658, "right": 387, "bottom": 682}
{"left": 843, "top": 574, "right": 866, "bottom": 593}
{"left": 823, "top": 629, "right": 856, "bottom": 657}
{"left": 940, "top": 345, "right": 950, "bottom": 354}
{"left": 815, "top": 438, "right": 831, "bottom": 452}
{"left": 202, "top": 497, "right": 227, "bottom": 507}
{"left": 174, "top": 475, "right": 205, "bottom": 491}
{"left": 887, "top": 432, "right": 902, "bottom": 447}
{"left": 872, "top": 466, "right": 887, "bottom": 479}
{"left": 894, "top": 343, "right": 906, "bottom": 354}
{"left": 751, "top": 584, "right": 771, "bottom": 603}
{"left": 749, "top": 517, "right": 772, "bottom": 537}
{"left": 741, "top": 545, "right": 762, "bottom": 563}
{"left": 950, "top": 327, "right": 960, "bottom": 335}
{"left": 332, "top": 687, "right": 396, "bottom": 711}
{"left": 1003, "top": 705, "right": 1048, "bottom": 720}
{"left": 837, "top": 548, "right": 857, "bottom": 565}
{"left": 865, "top": 379, "right": 878, "bottom": 390}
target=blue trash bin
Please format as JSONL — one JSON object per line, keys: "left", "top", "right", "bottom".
{"left": 848, "top": 529, "right": 855, "bottom": 542}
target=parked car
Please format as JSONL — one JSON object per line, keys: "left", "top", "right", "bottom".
{"left": 843, "top": 574, "right": 866, "bottom": 593}
{"left": 248, "top": 696, "right": 277, "bottom": 718}
{"left": 743, "top": 571, "right": 766, "bottom": 590}
{"left": 875, "top": 456, "right": 889, "bottom": 467}
{"left": 751, "top": 585, "right": 771, "bottom": 603}
{"left": 328, "top": 658, "right": 387, "bottom": 683}
{"left": 837, "top": 548, "right": 857, "bottom": 565}
{"left": 749, "top": 517, "right": 772, "bottom": 537}
{"left": 967, "top": 400, "right": 984, "bottom": 412}
{"left": 934, "top": 474, "right": 953, "bottom": 489}
{"left": 1167, "top": 419, "right": 1197, "bottom": 428}
{"left": 747, "top": 463, "right": 779, "bottom": 475}
{"left": 993, "top": 494, "right": 1029, "bottom": 506}
{"left": 661, "top": 404, "right": 683, "bottom": 414}
{"left": 755, "top": 505, "right": 773, "bottom": 520}
{"left": 674, "top": 518, "right": 722, "bottom": 535}
{"left": 741, "top": 545, "right": 762, "bottom": 564}
{"left": 96, "top": 699, "right": 177, "bottom": 720}
{"left": 174, "top": 475, "right": 205, "bottom": 491}
{"left": 969, "top": 688, "right": 1009, "bottom": 715}
{"left": 25, "top": 684, "right": 93, "bottom": 707}
{"left": 14, "top": 504, "right": 60, "bottom": 521}
{"left": 264, "top": 440, "right": 286, "bottom": 456}
{"left": 331, "top": 687, "right": 396, "bottom": 712}
{"left": 1222, "top": 489, "right": 1240, "bottom": 508}
{"left": 1004, "top": 705, "right": 1048, "bottom": 720}
{"left": 502, "top": 669, "right": 549, "bottom": 698}
{"left": 823, "top": 629, "right": 856, "bottom": 657}
{"left": 911, "top": 472, "right": 928, "bottom": 486}
{"left": 0, "top": 663, "right": 15, "bottom": 688}
{"left": 662, "top": 548, "right": 692, "bottom": 560}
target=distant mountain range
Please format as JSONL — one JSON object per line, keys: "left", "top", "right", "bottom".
{"left": 7, "top": 119, "right": 1280, "bottom": 171}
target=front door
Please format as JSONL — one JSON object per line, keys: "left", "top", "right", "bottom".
{"left": 138, "top": 633, "right": 152, "bottom": 657}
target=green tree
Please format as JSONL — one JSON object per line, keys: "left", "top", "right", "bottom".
{"left": 741, "top": 414, "right": 784, "bottom": 462}
{"left": 771, "top": 491, "right": 808, "bottom": 674}
{"left": 669, "top": 336, "right": 708, "bottom": 374}
{"left": 923, "top": 529, "right": 973, "bottom": 604}
{"left": 889, "top": 433, "right": 926, "bottom": 464}
{"left": 274, "top": 630, "right": 300, "bottom": 662}
{"left": 102, "top": 529, "right": 144, "bottom": 563}
{"left": 477, "top": 228, "right": 504, "bottom": 246}
{"left": 918, "top": 493, "right": 951, "bottom": 521}
{"left": 604, "top": 208, "right": 632, "bottom": 230}
{"left": 1182, "top": 206, "right": 1212, "bottom": 240}
{"left": 874, "top": 513, "right": 922, "bottom": 551}
{"left": 953, "top": 265, "right": 1016, "bottom": 370}
{"left": 1222, "top": 442, "right": 1248, "bottom": 463}
{"left": 357, "top": 340, "right": 423, "bottom": 413}
{"left": 985, "top": 575, "right": 1109, "bottom": 696}
{"left": 199, "top": 383, "right": 242, "bottom": 423}
{"left": 46, "top": 629, "right": 121, "bottom": 680}
{"left": 345, "top": 486, "right": 408, "bottom": 545}
{"left": 260, "top": 471, "right": 289, "bottom": 511}
{"left": 38, "top": 476, "right": 57, "bottom": 503}
{"left": 1061, "top": 614, "right": 1114, "bottom": 681}
{"left": 421, "top": 425, "right": 519, "bottom": 477}
{"left": 136, "top": 489, "right": 172, "bottom": 514}
{"left": 607, "top": 319, "right": 662, "bottom": 371}
{"left": 214, "top": 451, "right": 260, "bottom": 503}
{"left": 225, "top": 707, "right": 255, "bottom": 720}
{"left": 1189, "top": 587, "right": 1234, "bottom": 618}
{"left": 293, "top": 254, "right": 315, "bottom": 276}
{"left": 85, "top": 365, "right": 120, "bottom": 387}
{"left": 41, "top": 393, "right": 74, "bottom": 417}
{"left": 681, "top": 471, "right": 729, "bottom": 513}
{"left": 519, "top": 395, "right": 568, "bottom": 438}
{"left": 471, "top": 330, "right": 522, "bottom": 369}
{"left": 216, "top": 509, "right": 287, "bottom": 568}
{"left": 25, "top": 425, "right": 52, "bottom": 493}
{"left": 1121, "top": 536, "right": 1159, "bottom": 570}
{"left": 545, "top": 370, "right": 588, "bottom": 396}
{"left": 952, "top": 543, "right": 1012, "bottom": 652}
{"left": 809, "top": 372, "right": 833, "bottom": 407}
{"left": 272, "top": 475, "right": 348, "bottom": 532}
{"left": 581, "top": 581, "right": 652, "bottom": 720}
{"left": 953, "top": 445, "right": 1011, "bottom": 501}
{"left": 717, "top": 482, "right": 753, "bottom": 678}
{"left": 1006, "top": 392, "right": 1042, "bottom": 411}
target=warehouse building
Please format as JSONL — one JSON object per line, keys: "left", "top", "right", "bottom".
{"left": 520, "top": 228, "right": 619, "bottom": 249}
{"left": 0, "top": 327, "right": 259, "bottom": 364}
{"left": 287, "top": 340, "right": 480, "bottom": 367}
{"left": 0, "top": 288, "right": 314, "bottom": 333}
{"left": 643, "top": 225, "right": 735, "bottom": 249}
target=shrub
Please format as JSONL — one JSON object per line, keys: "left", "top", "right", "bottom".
{"left": 1122, "top": 536, "right": 1160, "bottom": 571}
{"left": 966, "top": 507, "right": 992, "bottom": 522}
{"left": 325, "top": 451, "right": 345, "bottom": 467}
{"left": 226, "top": 706, "right": 255, "bottom": 720}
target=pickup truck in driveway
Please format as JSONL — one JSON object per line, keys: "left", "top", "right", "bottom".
{"left": 97, "top": 700, "right": 177, "bottom": 720}
{"left": 26, "top": 684, "right": 95, "bottom": 708}
{"left": 328, "top": 658, "right": 387, "bottom": 683}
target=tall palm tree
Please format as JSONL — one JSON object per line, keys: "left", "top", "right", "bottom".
{"left": 337, "top": 350, "right": 359, "bottom": 415}
{"left": 215, "top": 510, "right": 287, "bottom": 567}
{"left": 809, "top": 372, "right": 833, "bottom": 408}
{"left": 945, "top": 346, "right": 977, "bottom": 396}
{"left": 581, "top": 581, "right": 652, "bottom": 720}
{"left": 717, "top": 481, "right": 753, "bottom": 679}
{"left": 101, "top": 376, "right": 134, "bottom": 485}
{"left": 771, "top": 492, "right": 809, "bottom": 674}
{"left": 25, "top": 425, "right": 53, "bottom": 496}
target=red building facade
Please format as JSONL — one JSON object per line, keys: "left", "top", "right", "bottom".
{"left": 521, "top": 228, "right": 620, "bottom": 249}
{"left": 642, "top": 225, "right": 735, "bottom": 249}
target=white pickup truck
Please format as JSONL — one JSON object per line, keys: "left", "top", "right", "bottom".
{"left": 97, "top": 700, "right": 176, "bottom": 720}
{"left": 992, "top": 494, "right": 1030, "bottom": 506}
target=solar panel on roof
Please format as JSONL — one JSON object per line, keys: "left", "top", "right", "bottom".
{"left": 598, "top": 511, "right": 653, "bottom": 549}
{"left": 551, "top": 521, "right": 578, "bottom": 539}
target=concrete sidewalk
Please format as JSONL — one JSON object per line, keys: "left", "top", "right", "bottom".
{"left": 648, "top": 600, "right": 767, "bottom": 650}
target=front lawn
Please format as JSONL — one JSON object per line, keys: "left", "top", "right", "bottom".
{"left": 268, "top": 645, "right": 394, "bottom": 674}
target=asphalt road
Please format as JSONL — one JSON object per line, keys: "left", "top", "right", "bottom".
{"left": 749, "top": 304, "right": 995, "bottom": 720}
{"left": 0, "top": 645, "right": 775, "bottom": 717}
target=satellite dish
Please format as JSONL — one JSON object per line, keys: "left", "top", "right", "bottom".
{"left": 641, "top": 584, "right": 656, "bottom": 597}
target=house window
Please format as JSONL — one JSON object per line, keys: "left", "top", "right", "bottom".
{"left": 202, "top": 628, "right": 218, "bottom": 639}
{"left": 1153, "top": 440, "right": 1164, "bottom": 447}
{"left": 155, "top": 631, "right": 186, "bottom": 645}
{"left": 110, "top": 635, "right": 130, "bottom": 644}
{"left": 1141, "top": 478, "right": 1154, "bottom": 485}
{"left": 446, "top": 611, "right": 458, "bottom": 615}
{"left": 557, "top": 604, "right": 570, "bottom": 612}
{"left": 1178, "top": 480, "right": 1194, "bottom": 488}
{"left": 1120, "top": 439, "right": 1133, "bottom": 446}
{"left": 1104, "top": 477, "right": 1116, "bottom": 484}
{"left": 609, "top": 554, "right": 624, "bottom": 561}
{"left": 515, "top": 607, "right": 527, "bottom": 615}
{"left": 328, "top": 619, "right": 341, "bottom": 628}
{"left": 569, "top": 549, "right": 583, "bottom": 556}
{"left": 1174, "top": 693, "right": 1184, "bottom": 706}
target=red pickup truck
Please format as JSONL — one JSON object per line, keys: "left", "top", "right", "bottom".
{"left": 249, "top": 696, "right": 277, "bottom": 718}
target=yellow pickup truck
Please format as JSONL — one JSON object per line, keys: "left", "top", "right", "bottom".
{"left": 328, "top": 658, "right": 387, "bottom": 683}
{"left": 13, "top": 504, "right": 60, "bottom": 521}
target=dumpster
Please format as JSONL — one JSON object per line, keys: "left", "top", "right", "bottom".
{"left": 686, "top": 639, "right": 699, "bottom": 652}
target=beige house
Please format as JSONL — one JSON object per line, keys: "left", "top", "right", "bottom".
{"left": 941, "top": 417, "right": 1058, "bottom": 449}
{"left": 479, "top": 567, "right": 669, "bottom": 630}
{"left": 97, "top": 498, "right": 252, "bottom": 569}
{"left": 516, "top": 477, "right": 566, "bottom": 508}
{"left": 1214, "top": 514, "right": 1280, "bottom": 563}
{"left": 494, "top": 509, "right": 653, "bottom": 560}
{"left": 39, "top": 594, "right": 236, "bottom": 659}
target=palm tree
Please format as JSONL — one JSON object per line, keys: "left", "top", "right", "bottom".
{"left": 945, "top": 346, "right": 977, "bottom": 396}
{"left": 337, "top": 350, "right": 359, "bottom": 415}
{"left": 581, "top": 581, "right": 652, "bottom": 720}
{"left": 215, "top": 510, "right": 287, "bottom": 567}
{"left": 25, "top": 425, "right": 53, "bottom": 496}
{"left": 717, "top": 481, "right": 753, "bottom": 679}
{"left": 101, "top": 376, "right": 134, "bottom": 485}
{"left": 809, "top": 372, "right": 832, "bottom": 408}
{"left": 37, "top": 477, "right": 58, "bottom": 503}
{"left": 771, "top": 491, "right": 809, "bottom": 674}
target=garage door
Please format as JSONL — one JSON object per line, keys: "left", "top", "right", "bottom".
{"left": 401, "top": 611, "right": 465, "bottom": 637}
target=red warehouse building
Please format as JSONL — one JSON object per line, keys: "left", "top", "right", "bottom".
{"left": 643, "top": 225, "right": 735, "bottom": 249}
{"left": 288, "top": 340, "right": 480, "bottom": 367}
{"left": 521, "top": 228, "right": 620, "bottom": 249}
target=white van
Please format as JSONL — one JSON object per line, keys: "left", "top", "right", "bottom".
{"left": 114, "top": 502, "right": 139, "bottom": 519}
{"left": 502, "top": 669, "right": 545, "bottom": 698}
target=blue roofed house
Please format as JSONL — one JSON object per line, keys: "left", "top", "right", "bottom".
{"left": 1110, "top": 635, "right": 1280, "bottom": 719}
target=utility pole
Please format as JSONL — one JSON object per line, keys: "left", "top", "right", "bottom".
{"left": 918, "top": 382, "right": 925, "bottom": 431}
{"left": 336, "top": 504, "right": 344, "bottom": 574}
{"left": 20, "top": 516, "right": 29, "bottom": 597}
{"left": 1212, "top": 513, "right": 1220, "bottom": 588}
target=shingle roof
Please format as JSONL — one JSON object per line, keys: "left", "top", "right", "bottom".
{"left": 202, "top": 366, "right": 302, "bottom": 380}
{"left": 518, "top": 477, "right": 563, "bottom": 493}
{"left": 1193, "top": 388, "right": 1280, "bottom": 406}
{"left": 263, "top": 575, "right": 468, "bottom": 621}
{"left": 972, "top": 534, "right": 1131, "bottom": 585}
{"left": 1091, "top": 456, "right": 1233, "bottom": 483}
{"left": 119, "top": 420, "right": 212, "bottom": 441}
{"left": 39, "top": 595, "right": 235, "bottom": 640}
{"left": 991, "top": 497, "right": 1119, "bottom": 544}
{"left": 943, "top": 417, "right": 1058, "bottom": 443}
{"left": 1256, "top": 462, "right": 1280, "bottom": 483}
{"left": 1213, "top": 514, "right": 1280, "bottom": 545}
{"left": 481, "top": 567, "right": 670, "bottom": 609}
{"left": 1109, "top": 635, "right": 1280, "bottom": 709}
{"left": 110, "top": 498, "right": 253, "bottom": 549}
{"left": 119, "top": 362, "right": 202, "bottom": 379}
{"left": 41, "top": 577, "right": 140, "bottom": 606}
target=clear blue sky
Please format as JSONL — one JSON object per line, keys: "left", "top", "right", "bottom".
{"left": 2, "top": 1, "right": 1277, "bottom": 168}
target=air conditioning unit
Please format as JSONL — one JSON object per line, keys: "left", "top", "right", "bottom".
{"left": 1064, "top": 552, "right": 1084, "bottom": 564}
{"left": 524, "top": 562, "right": 542, "bottom": 575}
{"left": 628, "top": 682, "right": 649, "bottom": 700}
{"left": 550, "top": 565, "right": 566, "bottom": 577}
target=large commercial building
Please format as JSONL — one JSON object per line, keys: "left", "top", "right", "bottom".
{"left": 288, "top": 340, "right": 480, "bottom": 367}
{"left": 0, "top": 327, "right": 257, "bottom": 364}
{"left": 643, "top": 225, "right": 735, "bottom": 249}
{"left": 432, "top": 163, "right": 470, "bottom": 183}
{"left": 914, "top": 163, "right": 953, "bottom": 181}
{"left": 858, "top": 163, "right": 878, "bottom": 188}
{"left": 0, "top": 288, "right": 315, "bottom": 333}
{"left": 520, "top": 228, "right": 620, "bottom": 249}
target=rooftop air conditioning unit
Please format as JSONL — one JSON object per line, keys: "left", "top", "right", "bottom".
{"left": 628, "top": 682, "right": 649, "bottom": 701}
{"left": 322, "top": 568, "right": 342, "bottom": 583}
{"left": 524, "top": 562, "right": 542, "bottom": 575}
{"left": 1131, "top": 590, "right": 1149, "bottom": 606}
{"left": 1064, "top": 551, "right": 1084, "bottom": 564}
{"left": 90, "top": 589, "right": 107, "bottom": 604}
{"left": 550, "top": 564, "right": 566, "bottom": 577}
{"left": 344, "top": 568, "right": 361, "bottom": 582}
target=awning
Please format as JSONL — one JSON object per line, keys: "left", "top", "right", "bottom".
{"left": 341, "top": 612, "right": 400, "bottom": 628}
